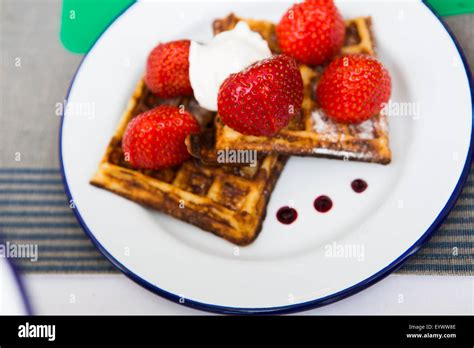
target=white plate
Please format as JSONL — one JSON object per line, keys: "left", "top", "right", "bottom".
{"left": 0, "top": 258, "right": 30, "bottom": 315}
{"left": 60, "top": 0, "right": 473, "bottom": 313}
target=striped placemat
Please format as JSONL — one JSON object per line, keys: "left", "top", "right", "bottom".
{"left": 0, "top": 168, "right": 115, "bottom": 273}
{"left": 0, "top": 166, "right": 472, "bottom": 274}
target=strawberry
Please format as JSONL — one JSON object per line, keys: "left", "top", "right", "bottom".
{"left": 144, "top": 40, "right": 193, "bottom": 98}
{"left": 276, "top": 0, "right": 345, "bottom": 66}
{"left": 122, "top": 105, "right": 200, "bottom": 169}
{"left": 316, "top": 54, "right": 392, "bottom": 124}
{"left": 217, "top": 54, "right": 303, "bottom": 136}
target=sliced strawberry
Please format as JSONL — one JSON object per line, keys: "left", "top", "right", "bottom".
{"left": 122, "top": 105, "right": 200, "bottom": 169}
{"left": 144, "top": 40, "right": 193, "bottom": 98}
{"left": 217, "top": 54, "right": 303, "bottom": 136}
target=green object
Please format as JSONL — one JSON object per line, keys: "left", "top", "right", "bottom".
{"left": 60, "top": 0, "right": 135, "bottom": 54}
{"left": 426, "top": 0, "right": 474, "bottom": 16}
{"left": 60, "top": 0, "right": 473, "bottom": 54}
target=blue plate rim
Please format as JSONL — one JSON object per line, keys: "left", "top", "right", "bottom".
{"left": 58, "top": 0, "right": 473, "bottom": 315}
{"left": 0, "top": 235, "right": 33, "bottom": 314}
{"left": 1, "top": 255, "right": 33, "bottom": 315}
{"left": 7, "top": 259, "right": 33, "bottom": 315}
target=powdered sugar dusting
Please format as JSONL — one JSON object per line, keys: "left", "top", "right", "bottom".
{"left": 378, "top": 115, "right": 389, "bottom": 133}
{"left": 353, "top": 119, "right": 375, "bottom": 139}
{"left": 311, "top": 110, "right": 338, "bottom": 139}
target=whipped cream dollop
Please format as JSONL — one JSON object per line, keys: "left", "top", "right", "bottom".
{"left": 189, "top": 21, "right": 272, "bottom": 111}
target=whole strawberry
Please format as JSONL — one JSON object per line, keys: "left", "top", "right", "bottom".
{"left": 276, "top": 0, "right": 345, "bottom": 66}
{"left": 316, "top": 54, "right": 392, "bottom": 123}
{"left": 144, "top": 40, "right": 193, "bottom": 98}
{"left": 122, "top": 105, "right": 200, "bottom": 169}
{"left": 217, "top": 54, "right": 303, "bottom": 136}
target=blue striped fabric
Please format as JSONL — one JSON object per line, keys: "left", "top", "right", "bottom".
{"left": 0, "top": 167, "right": 472, "bottom": 274}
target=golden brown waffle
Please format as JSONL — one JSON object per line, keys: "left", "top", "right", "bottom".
{"left": 191, "top": 14, "right": 391, "bottom": 165}
{"left": 90, "top": 79, "right": 287, "bottom": 245}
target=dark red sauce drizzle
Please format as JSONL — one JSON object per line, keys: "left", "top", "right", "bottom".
{"left": 276, "top": 206, "right": 298, "bottom": 224}
{"left": 351, "top": 179, "right": 368, "bottom": 193}
{"left": 314, "top": 195, "right": 333, "bottom": 213}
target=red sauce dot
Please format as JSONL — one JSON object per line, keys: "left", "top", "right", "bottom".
{"left": 276, "top": 206, "right": 298, "bottom": 224}
{"left": 314, "top": 195, "right": 333, "bottom": 213}
{"left": 351, "top": 179, "right": 368, "bottom": 193}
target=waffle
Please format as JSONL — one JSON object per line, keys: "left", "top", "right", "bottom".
{"left": 189, "top": 14, "right": 391, "bottom": 165}
{"left": 90, "top": 79, "right": 287, "bottom": 245}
